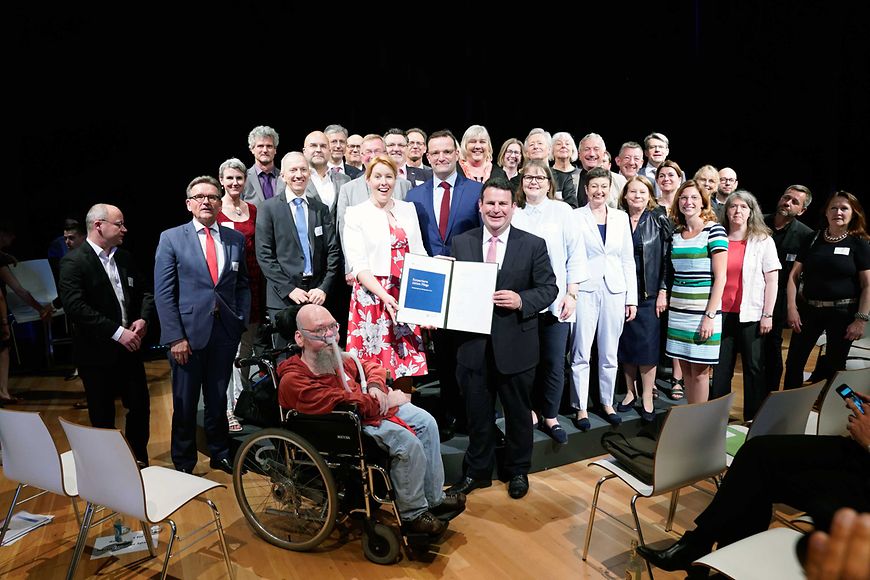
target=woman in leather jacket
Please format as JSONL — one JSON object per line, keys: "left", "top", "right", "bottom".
{"left": 616, "top": 176, "right": 672, "bottom": 421}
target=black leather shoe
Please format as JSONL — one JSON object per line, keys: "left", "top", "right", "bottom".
{"left": 209, "top": 457, "right": 234, "bottom": 475}
{"left": 640, "top": 407, "right": 657, "bottom": 422}
{"left": 571, "top": 416, "right": 591, "bottom": 431}
{"left": 604, "top": 413, "right": 622, "bottom": 426}
{"left": 507, "top": 474, "right": 529, "bottom": 499}
{"left": 405, "top": 511, "right": 447, "bottom": 536}
{"left": 636, "top": 532, "right": 712, "bottom": 572}
{"left": 431, "top": 492, "right": 466, "bottom": 521}
{"left": 447, "top": 476, "right": 492, "bottom": 495}
{"left": 176, "top": 465, "right": 194, "bottom": 474}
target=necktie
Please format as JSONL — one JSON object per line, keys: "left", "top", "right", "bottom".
{"left": 399, "top": 167, "right": 405, "bottom": 177}
{"left": 439, "top": 181, "right": 451, "bottom": 240}
{"left": 204, "top": 226, "right": 219, "bottom": 284}
{"left": 486, "top": 235, "right": 499, "bottom": 264}
{"left": 262, "top": 172, "right": 275, "bottom": 200}
{"left": 330, "top": 166, "right": 341, "bottom": 175}
{"left": 293, "top": 198, "right": 313, "bottom": 274}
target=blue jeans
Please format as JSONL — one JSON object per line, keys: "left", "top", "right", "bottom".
{"left": 363, "top": 403, "right": 446, "bottom": 521}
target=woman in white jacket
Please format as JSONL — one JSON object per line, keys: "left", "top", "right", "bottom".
{"left": 343, "top": 155, "right": 428, "bottom": 392}
{"left": 570, "top": 167, "right": 638, "bottom": 430}
{"left": 711, "top": 190, "right": 781, "bottom": 420}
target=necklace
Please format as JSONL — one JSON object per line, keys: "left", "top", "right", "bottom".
{"left": 824, "top": 228, "right": 848, "bottom": 243}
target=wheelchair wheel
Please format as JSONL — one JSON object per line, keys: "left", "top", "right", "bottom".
{"left": 234, "top": 428, "right": 337, "bottom": 551}
{"left": 362, "top": 522, "right": 401, "bottom": 565}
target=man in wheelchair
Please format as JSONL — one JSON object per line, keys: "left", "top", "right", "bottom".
{"left": 276, "top": 304, "right": 466, "bottom": 537}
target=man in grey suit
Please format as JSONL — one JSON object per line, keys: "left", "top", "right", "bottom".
{"left": 304, "top": 130, "right": 351, "bottom": 215}
{"left": 335, "top": 134, "right": 413, "bottom": 283}
{"left": 242, "top": 125, "right": 286, "bottom": 206}
{"left": 324, "top": 124, "right": 363, "bottom": 179}
{"left": 256, "top": 152, "right": 341, "bottom": 344}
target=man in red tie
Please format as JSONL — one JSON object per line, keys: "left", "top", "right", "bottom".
{"left": 154, "top": 176, "right": 251, "bottom": 475}
{"left": 405, "top": 129, "right": 483, "bottom": 441}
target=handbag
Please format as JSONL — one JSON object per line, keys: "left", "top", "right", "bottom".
{"left": 600, "top": 431, "right": 657, "bottom": 485}
{"left": 234, "top": 374, "right": 280, "bottom": 428}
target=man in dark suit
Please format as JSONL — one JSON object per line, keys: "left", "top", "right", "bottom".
{"left": 155, "top": 176, "right": 251, "bottom": 474}
{"left": 304, "top": 130, "right": 351, "bottom": 216}
{"left": 325, "top": 124, "right": 363, "bottom": 179}
{"left": 447, "top": 176, "right": 557, "bottom": 500}
{"left": 59, "top": 203, "right": 154, "bottom": 465}
{"left": 406, "top": 129, "right": 482, "bottom": 439}
{"left": 256, "top": 151, "right": 341, "bottom": 343}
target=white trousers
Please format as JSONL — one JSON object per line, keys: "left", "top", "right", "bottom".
{"left": 570, "top": 287, "right": 627, "bottom": 410}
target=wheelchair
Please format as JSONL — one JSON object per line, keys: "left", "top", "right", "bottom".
{"left": 231, "top": 343, "right": 431, "bottom": 565}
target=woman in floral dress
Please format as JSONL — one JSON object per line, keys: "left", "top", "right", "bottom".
{"left": 342, "top": 155, "right": 428, "bottom": 392}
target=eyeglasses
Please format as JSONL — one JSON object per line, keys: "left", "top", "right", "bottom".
{"left": 98, "top": 220, "right": 125, "bottom": 228}
{"left": 188, "top": 194, "right": 221, "bottom": 203}
{"left": 347, "top": 144, "right": 362, "bottom": 150}
{"left": 299, "top": 322, "right": 340, "bottom": 338}
{"left": 504, "top": 150, "right": 522, "bottom": 157}
{"left": 719, "top": 177, "right": 736, "bottom": 184}
{"left": 522, "top": 175, "right": 548, "bottom": 183}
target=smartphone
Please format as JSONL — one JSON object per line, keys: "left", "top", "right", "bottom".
{"left": 835, "top": 384, "right": 866, "bottom": 414}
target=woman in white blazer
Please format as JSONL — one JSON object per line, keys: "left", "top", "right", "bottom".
{"left": 570, "top": 167, "right": 638, "bottom": 430}
{"left": 343, "top": 155, "right": 428, "bottom": 392}
{"left": 711, "top": 190, "right": 781, "bottom": 420}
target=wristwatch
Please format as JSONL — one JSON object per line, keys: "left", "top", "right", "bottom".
{"left": 704, "top": 311, "right": 716, "bottom": 320}
{"left": 761, "top": 312, "right": 773, "bottom": 319}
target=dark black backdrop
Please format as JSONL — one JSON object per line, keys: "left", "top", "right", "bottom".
{"left": 9, "top": 3, "right": 868, "bottom": 279}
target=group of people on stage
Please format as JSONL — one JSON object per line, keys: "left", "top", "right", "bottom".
{"left": 12, "top": 123, "right": 868, "bottom": 539}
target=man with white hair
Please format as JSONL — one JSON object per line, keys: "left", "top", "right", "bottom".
{"left": 577, "top": 133, "right": 626, "bottom": 207}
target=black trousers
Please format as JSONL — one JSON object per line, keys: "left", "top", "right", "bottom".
{"left": 762, "top": 312, "right": 788, "bottom": 392}
{"left": 694, "top": 435, "right": 870, "bottom": 547}
{"left": 534, "top": 313, "right": 570, "bottom": 418}
{"left": 458, "top": 353, "right": 534, "bottom": 479}
{"left": 78, "top": 352, "right": 150, "bottom": 464}
{"left": 783, "top": 304, "right": 855, "bottom": 389}
{"left": 434, "top": 328, "right": 464, "bottom": 428}
{"left": 711, "top": 313, "right": 768, "bottom": 420}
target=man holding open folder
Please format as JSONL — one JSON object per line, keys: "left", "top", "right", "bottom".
{"left": 447, "top": 176, "right": 557, "bottom": 500}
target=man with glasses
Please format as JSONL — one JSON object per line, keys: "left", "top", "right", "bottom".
{"left": 345, "top": 134, "right": 364, "bottom": 174}
{"left": 406, "top": 129, "right": 483, "bottom": 440}
{"left": 324, "top": 124, "right": 362, "bottom": 179}
{"left": 713, "top": 167, "right": 739, "bottom": 220}
{"left": 59, "top": 204, "right": 154, "bottom": 467}
{"left": 640, "top": 132, "right": 670, "bottom": 196}
{"left": 277, "top": 304, "right": 465, "bottom": 536}
{"left": 155, "top": 176, "right": 251, "bottom": 475}
{"left": 404, "top": 128, "right": 433, "bottom": 187}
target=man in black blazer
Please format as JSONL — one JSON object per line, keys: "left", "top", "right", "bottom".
{"left": 256, "top": 151, "right": 341, "bottom": 343}
{"left": 59, "top": 203, "right": 154, "bottom": 465}
{"left": 447, "top": 176, "right": 558, "bottom": 500}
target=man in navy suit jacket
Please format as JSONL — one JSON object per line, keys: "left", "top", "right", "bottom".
{"left": 155, "top": 176, "right": 251, "bottom": 474}
{"left": 447, "top": 176, "right": 557, "bottom": 500}
{"left": 405, "top": 129, "right": 482, "bottom": 439}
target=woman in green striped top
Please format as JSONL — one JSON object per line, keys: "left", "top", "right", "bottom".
{"left": 664, "top": 180, "right": 729, "bottom": 403}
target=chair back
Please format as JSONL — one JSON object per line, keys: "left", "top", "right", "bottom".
{"left": 652, "top": 393, "right": 734, "bottom": 492}
{"left": 0, "top": 409, "right": 75, "bottom": 497}
{"left": 747, "top": 381, "right": 825, "bottom": 440}
{"left": 818, "top": 369, "right": 870, "bottom": 436}
{"left": 5, "top": 259, "right": 61, "bottom": 323}
{"left": 59, "top": 418, "right": 147, "bottom": 521}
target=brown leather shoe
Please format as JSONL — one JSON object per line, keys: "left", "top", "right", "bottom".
{"left": 404, "top": 511, "right": 447, "bottom": 536}
{"left": 430, "top": 492, "right": 466, "bottom": 521}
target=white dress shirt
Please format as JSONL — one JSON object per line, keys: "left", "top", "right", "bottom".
{"left": 309, "top": 170, "right": 336, "bottom": 209}
{"left": 86, "top": 238, "right": 127, "bottom": 340}
{"left": 192, "top": 219, "right": 225, "bottom": 277}
{"left": 482, "top": 225, "right": 510, "bottom": 268}
{"left": 432, "top": 171, "right": 458, "bottom": 230}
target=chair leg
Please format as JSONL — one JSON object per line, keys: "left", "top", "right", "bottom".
{"left": 205, "top": 499, "right": 235, "bottom": 580}
{"left": 583, "top": 474, "right": 614, "bottom": 561}
{"left": 0, "top": 484, "right": 24, "bottom": 547}
{"left": 70, "top": 497, "right": 82, "bottom": 527}
{"left": 159, "top": 519, "right": 177, "bottom": 580}
{"left": 630, "top": 495, "right": 655, "bottom": 580}
{"left": 665, "top": 489, "right": 680, "bottom": 532}
{"left": 66, "top": 502, "right": 95, "bottom": 580}
{"left": 140, "top": 521, "right": 156, "bottom": 557}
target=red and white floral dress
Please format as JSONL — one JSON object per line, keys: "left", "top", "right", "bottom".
{"left": 346, "top": 223, "right": 428, "bottom": 378}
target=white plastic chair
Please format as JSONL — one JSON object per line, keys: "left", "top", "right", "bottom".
{"left": 0, "top": 409, "right": 81, "bottom": 546}
{"left": 60, "top": 419, "right": 234, "bottom": 580}
{"left": 693, "top": 527, "right": 805, "bottom": 579}
{"left": 817, "top": 368, "right": 870, "bottom": 436}
{"left": 5, "top": 258, "right": 69, "bottom": 365}
{"left": 726, "top": 381, "right": 825, "bottom": 466}
{"left": 582, "top": 393, "right": 734, "bottom": 573}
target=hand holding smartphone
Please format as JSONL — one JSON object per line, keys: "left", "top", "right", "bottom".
{"left": 835, "top": 384, "right": 866, "bottom": 415}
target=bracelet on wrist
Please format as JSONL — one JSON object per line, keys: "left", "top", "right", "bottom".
{"left": 855, "top": 312, "right": 870, "bottom": 322}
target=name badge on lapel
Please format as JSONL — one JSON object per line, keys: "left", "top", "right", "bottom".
{"left": 786, "top": 253, "right": 797, "bottom": 262}
{"left": 127, "top": 277, "right": 134, "bottom": 287}
{"left": 314, "top": 226, "right": 323, "bottom": 237}
{"left": 231, "top": 261, "right": 239, "bottom": 271}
